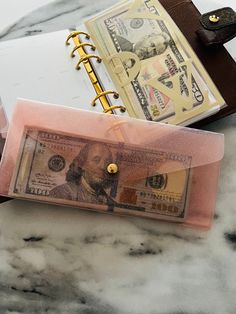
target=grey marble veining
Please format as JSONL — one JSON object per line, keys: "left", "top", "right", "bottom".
{"left": 0, "top": 192, "right": 236, "bottom": 314}
{"left": 0, "top": 1, "right": 235, "bottom": 313}
{"left": 0, "top": 0, "right": 119, "bottom": 41}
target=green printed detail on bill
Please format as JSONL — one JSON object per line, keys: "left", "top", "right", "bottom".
{"left": 86, "top": 0, "right": 224, "bottom": 125}
{"left": 9, "top": 127, "right": 191, "bottom": 221}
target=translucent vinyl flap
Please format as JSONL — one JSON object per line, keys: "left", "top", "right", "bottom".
{"left": 0, "top": 100, "right": 8, "bottom": 137}
{"left": 0, "top": 98, "right": 224, "bottom": 192}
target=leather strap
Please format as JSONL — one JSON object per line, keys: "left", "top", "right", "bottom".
{"left": 196, "top": 7, "right": 236, "bottom": 46}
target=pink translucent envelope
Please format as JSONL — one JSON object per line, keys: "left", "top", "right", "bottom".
{"left": 0, "top": 101, "right": 8, "bottom": 158}
{"left": 0, "top": 100, "right": 8, "bottom": 137}
{"left": 0, "top": 99, "right": 224, "bottom": 229}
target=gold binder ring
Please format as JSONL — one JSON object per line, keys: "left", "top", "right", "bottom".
{"left": 65, "top": 31, "right": 90, "bottom": 45}
{"left": 76, "top": 54, "right": 102, "bottom": 70}
{"left": 91, "top": 90, "right": 119, "bottom": 107}
{"left": 103, "top": 105, "right": 126, "bottom": 113}
{"left": 70, "top": 43, "right": 96, "bottom": 57}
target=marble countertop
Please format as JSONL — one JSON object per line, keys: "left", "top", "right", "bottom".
{"left": 0, "top": 1, "right": 236, "bottom": 313}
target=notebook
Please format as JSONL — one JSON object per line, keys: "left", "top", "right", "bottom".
{"left": 0, "top": 0, "right": 235, "bottom": 130}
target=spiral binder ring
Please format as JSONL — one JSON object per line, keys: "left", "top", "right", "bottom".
{"left": 91, "top": 90, "right": 119, "bottom": 107}
{"left": 65, "top": 31, "right": 90, "bottom": 45}
{"left": 104, "top": 105, "right": 126, "bottom": 113}
{"left": 70, "top": 43, "right": 96, "bottom": 57}
{"left": 65, "top": 31, "right": 127, "bottom": 114}
{"left": 76, "top": 54, "right": 102, "bottom": 70}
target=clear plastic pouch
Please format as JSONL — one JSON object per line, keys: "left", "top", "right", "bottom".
{"left": 0, "top": 99, "right": 8, "bottom": 158}
{"left": 0, "top": 99, "right": 224, "bottom": 229}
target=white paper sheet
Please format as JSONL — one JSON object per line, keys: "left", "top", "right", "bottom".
{"left": 0, "top": 27, "right": 126, "bottom": 121}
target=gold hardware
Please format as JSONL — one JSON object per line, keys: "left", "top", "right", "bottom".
{"left": 91, "top": 90, "right": 119, "bottom": 107}
{"left": 76, "top": 54, "right": 102, "bottom": 70}
{"left": 66, "top": 31, "right": 112, "bottom": 112}
{"left": 209, "top": 15, "right": 220, "bottom": 23}
{"left": 70, "top": 43, "right": 96, "bottom": 57}
{"left": 107, "top": 163, "right": 118, "bottom": 174}
{"left": 65, "top": 31, "right": 90, "bottom": 45}
{"left": 103, "top": 105, "right": 126, "bottom": 113}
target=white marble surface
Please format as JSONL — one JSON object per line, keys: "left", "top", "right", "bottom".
{"left": 0, "top": 1, "right": 236, "bottom": 313}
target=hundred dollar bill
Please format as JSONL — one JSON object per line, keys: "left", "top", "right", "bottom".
{"left": 86, "top": 0, "right": 224, "bottom": 125}
{"left": 9, "top": 127, "right": 191, "bottom": 222}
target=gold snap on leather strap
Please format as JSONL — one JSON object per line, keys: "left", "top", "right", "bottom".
{"left": 209, "top": 15, "right": 220, "bottom": 23}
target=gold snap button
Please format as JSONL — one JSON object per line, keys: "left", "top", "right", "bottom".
{"left": 107, "top": 163, "right": 118, "bottom": 174}
{"left": 209, "top": 15, "right": 220, "bottom": 23}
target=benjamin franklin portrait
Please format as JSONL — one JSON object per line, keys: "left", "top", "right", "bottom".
{"left": 49, "top": 142, "right": 114, "bottom": 204}
{"left": 116, "top": 32, "right": 170, "bottom": 61}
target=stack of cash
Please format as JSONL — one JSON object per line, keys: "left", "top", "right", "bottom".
{"left": 86, "top": 0, "right": 224, "bottom": 125}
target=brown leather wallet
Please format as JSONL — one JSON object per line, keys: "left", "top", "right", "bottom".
{"left": 159, "top": 0, "right": 236, "bottom": 127}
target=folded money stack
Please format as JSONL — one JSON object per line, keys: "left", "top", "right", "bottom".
{"left": 85, "top": 0, "right": 225, "bottom": 125}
